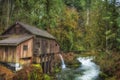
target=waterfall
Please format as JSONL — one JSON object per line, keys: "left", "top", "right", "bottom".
{"left": 76, "top": 57, "right": 100, "bottom": 80}
{"left": 59, "top": 54, "right": 66, "bottom": 69}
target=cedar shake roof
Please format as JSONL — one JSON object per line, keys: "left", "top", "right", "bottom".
{"left": 2, "top": 22, "right": 55, "bottom": 39}
{"left": 0, "top": 35, "right": 33, "bottom": 46}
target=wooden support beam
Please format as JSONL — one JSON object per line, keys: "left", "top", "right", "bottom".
{"left": 39, "top": 53, "right": 55, "bottom": 73}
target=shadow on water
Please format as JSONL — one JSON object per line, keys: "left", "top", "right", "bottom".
{"left": 57, "top": 56, "right": 101, "bottom": 80}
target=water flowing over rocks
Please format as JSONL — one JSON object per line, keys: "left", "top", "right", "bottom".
{"left": 57, "top": 56, "right": 100, "bottom": 80}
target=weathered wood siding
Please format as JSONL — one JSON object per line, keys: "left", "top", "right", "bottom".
{"left": 16, "top": 38, "right": 33, "bottom": 63}
{"left": 33, "top": 36, "right": 60, "bottom": 69}
{"left": 2, "top": 24, "right": 30, "bottom": 35}
{"left": 0, "top": 46, "right": 16, "bottom": 63}
{"left": 34, "top": 37, "right": 60, "bottom": 55}
{"left": 0, "top": 38, "right": 33, "bottom": 64}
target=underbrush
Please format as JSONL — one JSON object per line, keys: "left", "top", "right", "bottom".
{"left": 94, "top": 52, "right": 120, "bottom": 80}
{"left": 0, "top": 65, "right": 14, "bottom": 80}
{"left": 0, "top": 64, "right": 53, "bottom": 80}
{"left": 13, "top": 64, "right": 44, "bottom": 80}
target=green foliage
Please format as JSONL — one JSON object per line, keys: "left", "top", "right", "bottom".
{"left": 64, "top": 0, "right": 83, "bottom": 10}
{"left": 0, "top": 0, "right": 65, "bottom": 29}
{"left": 0, "top": 0, "right": 119, "bottom": 52}
{"left": 82, "top": 0, "right": 106, "bottom": 51}
{"left": 29, "top": 64, "right": 43, "bottom": 80}
{"left": 32, "top": 64, "right": 42, "bottom": 68}
{"left": 94, "top": 52, "right": 120, "bottom": 79}
{"left": 117, "top": 17, "right": 120, "bottom": 27}
{"left": 50, "top": 7, "right": 84, "bottom": 51}
{"left": 54, "top": 66, "right": 61, "bottom": 73}
{"left": 116, "top": 7, "right": 120, "bottom": 50}
{"left": 44, "top": 74, "right": 51, "bottom": 80}
{"left": 13, "top": 64, "right": 43, "bottom": 80}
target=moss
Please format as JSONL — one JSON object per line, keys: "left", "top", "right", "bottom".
{"left": 105, "top": 76, "right": 116, "bottom": 80}
{"left": 67, "top": 59, "right": 81, "bottom": 69}
{"left": 44, "top": 74, "right": 51, "bottom": 80}
{"left": 32, "top": 64, "right": 42, "bottom": 69}
{"left": 99, "top": 72, "right": 108, "bottom": 79}
{"left": 54, "top": 67, "right": 61, "bottom": 73}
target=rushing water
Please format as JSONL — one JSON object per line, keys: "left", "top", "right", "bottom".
{"left": 59, "top": 54, "right": 66, "bottom": 69}
{"left": 76, "top": 57, "right": 100, "bottom": 80}
{"left": 57, "top": 56, "right": 100, "bottom": 80}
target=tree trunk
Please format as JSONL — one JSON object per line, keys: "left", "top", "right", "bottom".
{"left": 0, "top": 0, "right": 11, "bottom": 33}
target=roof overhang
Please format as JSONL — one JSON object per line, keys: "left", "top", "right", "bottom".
{"left": 0, "top": 35, "right": 33, "bottom": 46}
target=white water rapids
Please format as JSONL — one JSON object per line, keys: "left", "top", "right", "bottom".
{"left": 76, "top": 57, "right": 100, "bottom": 80}
{"left": 58, "top": 55, "right": 100, "bottom": 80}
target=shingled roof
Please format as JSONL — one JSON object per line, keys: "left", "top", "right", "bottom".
{"left": 2, "top": 22, "right": 55, "bottom": 39}
{"left": 0, "top": 35, "right": 33, "bottom": 46}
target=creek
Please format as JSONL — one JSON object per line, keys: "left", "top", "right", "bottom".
{"left": 57, "top": 55, "right": 100, "bottom": 80}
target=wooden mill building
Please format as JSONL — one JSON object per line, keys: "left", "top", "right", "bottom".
{"left": 0, "top": 22, "right": 60, "bottom": 73}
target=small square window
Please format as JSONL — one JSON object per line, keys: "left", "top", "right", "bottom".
{"left": 23, "top": 45, "right": 28, "bottom": 51}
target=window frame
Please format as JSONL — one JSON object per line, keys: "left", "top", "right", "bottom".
{"left": 23, "top": 45, "right": 28, "bottom": 51}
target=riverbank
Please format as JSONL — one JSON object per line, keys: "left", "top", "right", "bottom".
{"left": 94, "top": 52, "right": 120, "bottom": 80}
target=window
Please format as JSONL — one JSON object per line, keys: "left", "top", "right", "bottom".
{"left": 23, "top": 45, "right": 28, "bottom": 51}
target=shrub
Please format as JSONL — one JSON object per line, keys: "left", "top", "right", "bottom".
{"left": 44, "top": 74, "right": 51, "bottom": 80}
{"left": 13, "top": 64, "right": 43, "bottom": 80}
{"left": 94, "top": 52, "right": 120, "bottom": 80}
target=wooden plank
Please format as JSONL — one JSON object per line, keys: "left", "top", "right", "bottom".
{"left": 0, "top": 46, "right": 16, "bottom": 63}
{"left": 2, "top": 24, "right": 31, "bottom": 35}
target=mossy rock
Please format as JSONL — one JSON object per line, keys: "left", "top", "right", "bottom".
{"left": 67, "top": 59, "right": 81, "bottom": 69}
